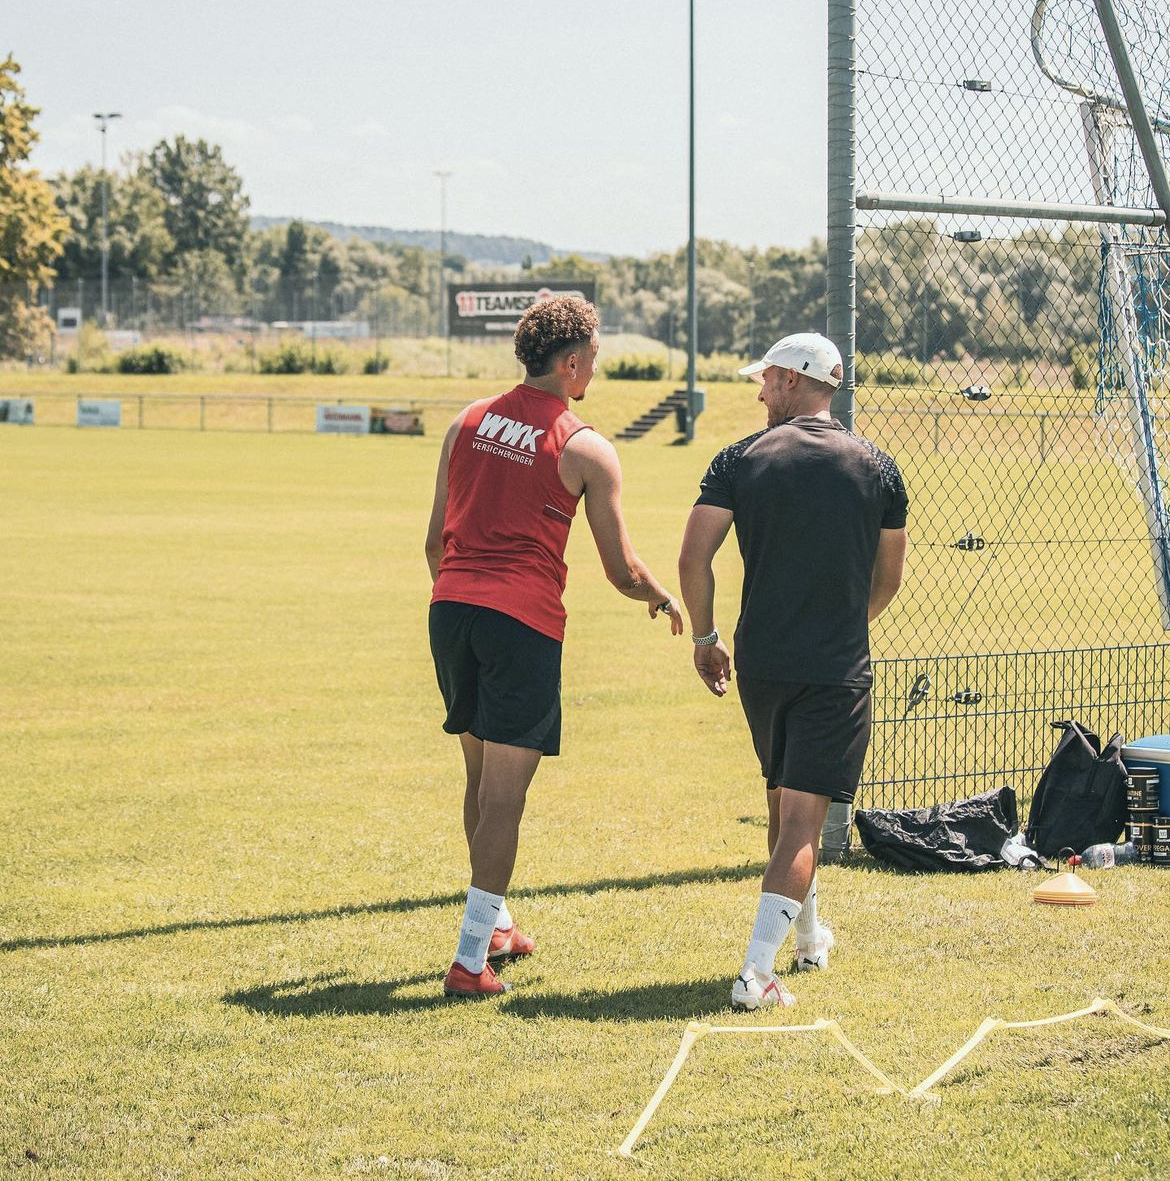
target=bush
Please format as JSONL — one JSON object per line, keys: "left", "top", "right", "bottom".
{"left": 1070, "top": 346, "right": 1094, "bottom": 391}
{"left": 695, "top": 353, "right": 744, "bottom": 382}
{"left": 604, "top": 354, "right": 664, "bottom": 380}
{"left": 258, "top": 341, "right": 311, "bottom": 374}
{"left": 872, "top": 357, "right": 923, "bottom": 387}
{"left": 311, "top": 347, "right": 348, "bottom": 375}
{"left": 258, "top": 340, "right": 349, "bottom": 375}
{"left": 65, "top": 323, "right": 111, "bottom": 373}
{"left": 362, "top": 353, "right": 390, "bottom": 375}
{"left": 115, "top": 345, "right": 190, "bottom": 375}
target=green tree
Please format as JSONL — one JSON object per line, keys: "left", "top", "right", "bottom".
{"left": 51, "top": 162, "right": 172, "bottom": 281}
{"left": 166, "top": 248, "right": 240, "bottom": 318}
{"left": 0, "top": 55, "right": 67, "bottom": 357}
{"left": 143, "top": 136, "right": 249, "bottom": 275}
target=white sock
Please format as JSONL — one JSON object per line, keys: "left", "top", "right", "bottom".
{"left": 742, "top": 892, "right": 801, "bottom": 978}
{"left": 454, "top": 886, "right": 504, "bottom": 973}
{"left": 496, "top": 898, "right": 513, "bottom": 931}
{"left": 794, "top": 876, "right": 820, "bottom": 945}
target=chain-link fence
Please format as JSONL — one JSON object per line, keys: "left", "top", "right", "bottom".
{"left": 22, "top": 276, "right": 436, "bottom": 341}
{"left": 7, "top": 275, "right": 681, "bottom": 372}
{"left": 843, "top": 0, "right": 1170, "bottom": 807}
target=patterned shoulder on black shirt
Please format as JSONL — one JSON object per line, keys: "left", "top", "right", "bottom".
{"left": 705, "top": 426, "right": 773, "bottom": 487}
{"left": 849, "top": 431, "right": 906, "bottom": 501}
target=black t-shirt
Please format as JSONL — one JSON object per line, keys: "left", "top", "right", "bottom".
{"left": 695, "top": 415, "right": 908, "bottom": 687}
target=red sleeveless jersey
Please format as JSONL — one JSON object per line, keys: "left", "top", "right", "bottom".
{"left": 431, "top": 384, "right": 591, "bottom": 641}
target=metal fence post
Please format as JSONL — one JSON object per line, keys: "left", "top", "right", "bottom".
{"left": 827, "top": 0, "right": 857, "bottom": 432}
{"left": 824, "top": 0, "right": 857, "bottom": 860}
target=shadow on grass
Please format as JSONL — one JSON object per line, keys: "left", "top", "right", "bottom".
{"left": 2, "top": 861, "right": 766, "bottom": 954}
{"left": 222, "top": 971, "right": 732, "bottom": 1022}
{"left": 223, "top": 971, "right": 453, "bottom": 1017}
{"left": 500, "top": 978, "right": 731, "bottom": 1023}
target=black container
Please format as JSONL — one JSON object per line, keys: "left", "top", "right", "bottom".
{"left": 1129, "top": 768, "right": 1162, "bottom": 809}
{"left": 1153, "top": 817, "right": 1170, "bottom": 866}
{"left": 1128, "top": 817, "right": 1155, "bottom": 862}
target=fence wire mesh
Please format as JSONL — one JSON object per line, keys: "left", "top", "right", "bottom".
{"left": 851, "top": 0, "right": 1170, "bottom": 807}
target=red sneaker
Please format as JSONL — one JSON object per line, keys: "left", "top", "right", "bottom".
{"left": 443, "top": 960, "right": 511, "bottom": 999}
{"left": 487, "top": 923, "right": 535, "bottom": 963}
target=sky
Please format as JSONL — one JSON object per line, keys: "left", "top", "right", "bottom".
{"left": 5, "top": 0, "right": 830, "bottom": 258}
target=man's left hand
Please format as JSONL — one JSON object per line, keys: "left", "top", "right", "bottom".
{"left": 694, "top": 640, "right": 731, "bottom": 696}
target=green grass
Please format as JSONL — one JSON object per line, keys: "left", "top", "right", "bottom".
{"left": 2, "top": 400, "right": 1169, "bottom": 1179}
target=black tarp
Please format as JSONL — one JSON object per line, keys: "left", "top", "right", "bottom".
{"left": 854, "top": 786, "right": 1019, "bottom": 872}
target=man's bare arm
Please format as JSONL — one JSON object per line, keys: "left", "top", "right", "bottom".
{"left": 678, "top": 504, "right": 735, "bottom": 696}
{"left": 560, "top": 429, "right": 684, "bottom": 633}
{"left": 869, "top": 526, "right": 907, "bottom": 621}
{"left": 424, "top": 410, "right": 469, "bottom": 583}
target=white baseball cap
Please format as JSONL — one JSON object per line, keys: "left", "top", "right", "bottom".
{"left": 738, "top": 332, "right": 842, "bottom": 388}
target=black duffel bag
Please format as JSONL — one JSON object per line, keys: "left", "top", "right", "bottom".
{"left": 1024, "top": 720, "right": 1127, "bottom": 856}
{"left": 854, "top": 785, "right": 1019, "bottom": 872}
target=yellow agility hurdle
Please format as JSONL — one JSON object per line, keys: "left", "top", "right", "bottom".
{"left": 618, "top": 1017, "right": 905, "bottom": 1157}
{"left": 907, "top": 997, "right": 1170, "bottom": 1098}
{"left": 618, "top": 999, "right": 1170, "bottom": 1156}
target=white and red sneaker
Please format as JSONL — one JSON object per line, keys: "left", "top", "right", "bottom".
{"left": 487, "top": 923, "right": 535, "bottom": 964}
{"left": 443, "top": 960, "right": 511, "bottom": 999}
{"left": 794, "top": 925, "right": 835, "bottom": 973}
{"left": 731, "top": 967, "right": 797, "bottom": 1012}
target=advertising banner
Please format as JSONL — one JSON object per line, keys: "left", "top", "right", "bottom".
{"left": 370, "top": 407, "right": 424, "bottom": 435}
{"left": 315, "top": 404, "right": 371, "bottom": 434}
{"left": 447, "top": 281, "right": 597, "bottom": 337}
{"left": 77, "top": 399, "right": 122, "bottom": 428}
{"left": 0, "top": 399, "right": 34, "bottom": 425}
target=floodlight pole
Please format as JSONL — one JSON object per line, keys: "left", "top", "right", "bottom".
{"left": 435, "top": 169, "right": 452, "bottom": 376}
{"left": 680, "top": 0, "right": 703, "bottom": 442}
{"left": 94, "top": 112, "right": 122, "bottom": 327}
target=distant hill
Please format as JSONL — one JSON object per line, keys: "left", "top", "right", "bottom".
{"left": 250, "top": 216, "right": 608, "bottom": 267}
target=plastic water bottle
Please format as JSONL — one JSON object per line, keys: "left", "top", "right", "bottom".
{"left": 1077, "top": 841, "right": 1139, "bottom": 868}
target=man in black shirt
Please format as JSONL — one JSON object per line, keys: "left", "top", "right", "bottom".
{"left": 678, "top": 332, "right": 907, "bottom": 1011}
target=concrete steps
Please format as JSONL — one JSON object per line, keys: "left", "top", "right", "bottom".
{"left": 614, "top": 391, "right": 688, "bottom": 441}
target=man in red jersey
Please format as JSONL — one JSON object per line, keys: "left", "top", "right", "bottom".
{"left": 425, "top": 295, "right": 684, "bottom": 999}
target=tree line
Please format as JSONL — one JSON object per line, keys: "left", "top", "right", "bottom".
{"left": 2, "top": 51, "right": 1102, "bottom": 365}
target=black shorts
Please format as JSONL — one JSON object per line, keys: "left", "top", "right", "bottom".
{"left": 737, "top": 677, "right": 871, "bottom": 803}
{"left": 429, "top": 600, "right": 562, "bottom": 755}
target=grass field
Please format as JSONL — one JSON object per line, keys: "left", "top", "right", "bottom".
{"left": 2, "top": 385, "right": 1169, "bottom": 1179}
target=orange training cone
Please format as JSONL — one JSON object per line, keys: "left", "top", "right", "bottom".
{"left": 1032, "top": 869, "right": 1098, "bottom": 907}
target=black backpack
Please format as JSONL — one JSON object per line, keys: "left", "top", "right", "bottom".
{"left": 1024, "top": 720, "right": 1128, "bottom": 856}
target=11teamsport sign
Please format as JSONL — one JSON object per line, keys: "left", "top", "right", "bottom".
{"left": 447, "top": 281, "right": 596, "bottom": 337}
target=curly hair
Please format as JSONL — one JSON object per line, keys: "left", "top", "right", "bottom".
{"left": 513, "top": 295, "right": 600, "bottom": 376}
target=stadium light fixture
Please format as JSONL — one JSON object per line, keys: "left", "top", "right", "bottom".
{"left": 93, "top": 112, "right": 123, "bottom": 326}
